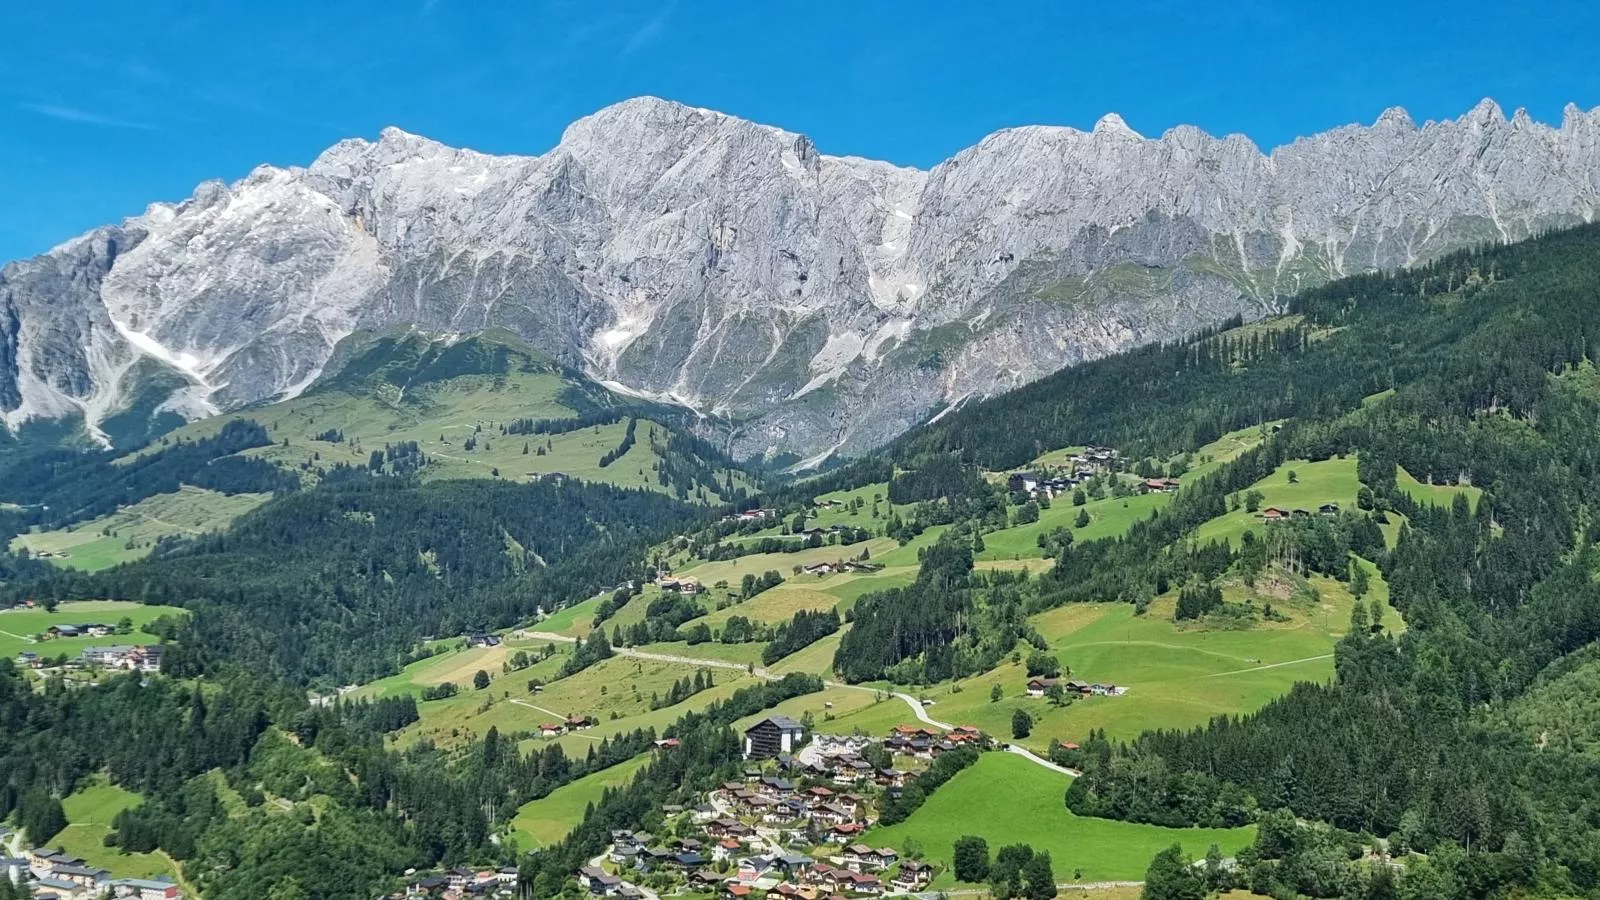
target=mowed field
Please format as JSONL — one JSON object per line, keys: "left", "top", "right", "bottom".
{"left": 1397, "top": 465, "right": 1482, "bottom": 512}
{"left": 49, "top": 777, "right": 179, "bottom": 880}
{"left": 140, "top": 361, "right": 752, "bottom": 497}
{"left": 824, "top": 566, "right": 1396, "bottom": 748}
{"left": 979, "top": 490, "right": 1170, "bottom": 561}
{"left": 0, "top": 600, "right": 186, "bottom": 661}
{"left": 10, "top": 486, "right": 270, "bottom": 571}
{"left": 1193, "top": 456, "right": 1361, "bottom": 547}
{"left": 508, "top": 753, "right": 653, "bottom": 850}
{"left": 869, "top": 752, "right": 1254, "bottom": 886}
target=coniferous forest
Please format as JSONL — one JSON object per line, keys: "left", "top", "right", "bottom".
{"left": 7, "top": 224, "right": 1600, "bottom": 899}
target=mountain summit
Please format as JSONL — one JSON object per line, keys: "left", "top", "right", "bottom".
{"left": 4, "top": 97, "right": 1598, "bottom": 460}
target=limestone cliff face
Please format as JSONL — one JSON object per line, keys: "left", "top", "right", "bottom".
{"left": 3, "top": 97, "right": 1597, "bottom": 459}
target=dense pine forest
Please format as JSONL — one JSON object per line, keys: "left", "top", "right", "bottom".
{"left": 3, "top": 475, "right": 707, "bottom": 684}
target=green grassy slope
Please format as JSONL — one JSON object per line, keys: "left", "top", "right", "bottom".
{"left": 10, "top": 486, "right": 269, "bottom": 571}
{"left": 0, "top": 600, "right": 185, "bottom": 661}
{"left": 869, "top": 752, "right": 1253, "bottom": 886}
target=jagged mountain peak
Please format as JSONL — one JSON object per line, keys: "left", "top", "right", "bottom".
{"left": 3, "top": 97, "right": 1598, "bottom": 461}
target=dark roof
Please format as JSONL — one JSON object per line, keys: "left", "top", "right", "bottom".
{"left": 747, "top": 715, "right": 804, "bottom": 733}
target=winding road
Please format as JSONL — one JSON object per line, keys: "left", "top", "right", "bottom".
{"left": 519, "top": 631, "right": 1081, "bottom": 778}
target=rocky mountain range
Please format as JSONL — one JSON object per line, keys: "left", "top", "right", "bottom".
{"left": 3, "top": 96, "right": 1598, "bottom": 462}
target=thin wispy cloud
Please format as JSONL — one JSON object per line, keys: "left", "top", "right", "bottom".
{"left": 620, "top": 4, "right": 674, "bottom": 58}
{"left": 21, "top": 103, "right": 158, "bottom": 131}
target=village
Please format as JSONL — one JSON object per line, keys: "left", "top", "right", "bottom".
{"left": 8, "top": 611, "right": 166, "bottom": 676}
{"left": 550, "top": 717, "right": 989, "bottom": 900}
{"left": 1, "top": 830, "right": 182, "bottom": 900}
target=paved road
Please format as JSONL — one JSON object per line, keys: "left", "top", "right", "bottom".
{"left": 1005, "top": 743, "right": 1079, "bottom": 777}
{"left": 524, "top": 630, "right": 1083, "bottom": 778}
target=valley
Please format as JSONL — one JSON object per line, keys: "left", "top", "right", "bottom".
{"left": 5, "top": 223, "right": 1600, "bottom": 900}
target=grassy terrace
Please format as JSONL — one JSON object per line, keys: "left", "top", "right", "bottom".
{"left": 508, "top": 753, "right": 654, "bottom": 850}
{"left": 0, "top": 600, "right": 185, "bottom": 662}
{"left": 823, "top": 567, "right": 1396, "bottom": 748}
{"left": 1194, "top": 456, "right": 1360, "bottom": 547}
{"left": 870, "top": 752, "right": 1254, "bottom": 887}
{"left": 10, "top": 486, "right": 270, "bottom": 571}
{"left": 50, "top": 777, "right": 179, "bottom": 880}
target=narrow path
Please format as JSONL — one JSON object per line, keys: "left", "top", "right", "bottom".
{"left": 155, "top": 849, "right": 202, "bottom": 899}
{"left": 1204, "top": 653, "right": 1333, "bottom": 677}
{"left": 1005, "top": 743, "right": 1078, "bottom": 777}
{"left": 522, "top": 630, "right": 1078, "bottom": 777}
{"left": 508, "top": 697, "right": 568, "bottom": 719}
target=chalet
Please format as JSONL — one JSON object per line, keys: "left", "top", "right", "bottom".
{"left": 800, "top": 562, "right": 835, "bottom": 576}
{"left": 809, "top": 803, "right": 854, "bottom": 826}
{"left": 53, "top": 864, "right": 111, "bottom": 889}
{"left": 1319, "top": 503, "right": 1341, "bottom": 515}
{"left": 773, "top": 854, "right": 814, "bottom": 878}
{"left": 657, "top": 576, "right": 703, "bottom": 595}
{"left": 48, "top": 625, "right": 81, "bottom": 638}
{"left": 757, "top": 776, "right": 796, "bottom": 798}
{"left": 1025, "top": 677, "right": 1059, "bottom": 697}
{"left": 1261, "top": 507, "right": 1289, "bottom": 521}
{"left": 723, "top": 885, "right": 753, "bottom": 899}
{"left": 743, "top": 716, "right": 804, "bottom": 759}
{"left": 466, "top": 631, "right": 501, "bottom": 648}
{"left": 804, "top": 786, "right": 835, "bottom": 801}
{"left": 829, "top": 822, "right": 866, "bottom": 841}
{"left": 565, "top": 715, "right": 592, "bottom": 731}
{"left": 873, "top": 768, "right": 907, "bottom": 789}
{"left": 1007, "top": 472, "right": 1040, "bottom": 494}
{"left": 1142, "top": 477, "right": 1181, "bottom": 493}
{"left": 1291, "top": 508, "right": 1312, "bottom": 518}
{"left": 831, "top": 871, "right": 884, "bottom": 895}
{"left": 539, "top": 723, "right": 564, "bottom": 737}
{"left": 15, "top": 651, "right": 39, "bottom": 668}
{"left": 653, "top": 737, "right": 681, "bottom": 750}
{"left": 576, "top": 866, "right": 621, "bottom": 896}
{"left": 892, "top": 861, "right": 934, "bottom": 890}
{"left": 712, "top": 839, "right": 743, "bottom": 863}
{"left": 691, "top": 870, "right": 724, "bottom": 888}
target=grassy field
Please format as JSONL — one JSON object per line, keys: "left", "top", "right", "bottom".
{"left": 352, "top": 636, "right": 569, "bottom": 700}
{"left": 824, "top": 567, "right": 1397, "bottom": 748}
{"left": 979, "top": 490, "right": 1170, "bottom": 561}
{"left": 509, "top": 752, "right": 653, "bottom": 850}
{"left": 136, "top": 348, "right": 751, "bottom": 498}
{"left": 1194, "top": 456, "right": 1361, "bottom": 547}
{"left": 1397, "top": 466, "right": 1482, "bottom": 512}
{"left": 11, "top": 486, "right": 270, "bottom": 571}
{"left": 0, "top": 600, "right": 186, "bottom": 662}
{"left": 675, "top": 538, "right": 898, "bottom": 588}
{"left": 47, "top": 777, "right": 179, "bottom": 880}
{"left": 869, "top": 752, "right": 1254, "bottom": 886}
{"left": 397, "top": 653, "right": 757, "bottom": 752}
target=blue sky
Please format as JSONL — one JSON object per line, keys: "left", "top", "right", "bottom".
{"left": 2, "top": 0, "right": 1597, "bottom": 263}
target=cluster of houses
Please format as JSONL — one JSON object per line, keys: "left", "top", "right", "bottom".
{"left": 657, "top": 575, "right": 704, "bottom": 595}
{"left": 1005, "top": 447, "right": 1127, "bottom": 500}
{"left": 797, "top": 560, "right": 880, "bottom": 578}
{"left": 13, "top": 644, "right": 163, "bottom": 673}
{"left": 1026, "top": 677, "right": 1128, "bottom": 698}
{"left": 3, "top": 846, "right": 181, "bottom": 900}
{"left": 572, "top": 720, "right": 985, "bottom": 899}
{"left": 882, "top": 724, "right": 986, "bottom": 759}
{"left": 535, "top": 715, "right": 597, "bottom": 737}
{"left": 725, "top": 508, "right": 780, "bottom": 525}
{"left": 40, "top": 622, "right": 118, "bottom": 640}
{"left": 1260, "top": 503, "right": 1340, "bottom": 522}
{"left": 401, "top": 866, "right": 519, "bottom": 900}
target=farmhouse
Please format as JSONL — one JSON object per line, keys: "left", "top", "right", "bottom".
{"left": 1025, "top": 677, "right": 1059, "bottom": 697}
{"left": 1261, "top": 507, "right": 1289, "bottom": 521}
{"left": 743, "top": 716, "right": 804, "bottom": 759}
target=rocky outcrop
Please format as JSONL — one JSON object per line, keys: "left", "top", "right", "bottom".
{"left": 3, "top": 97, "right": 1597, "bottom": 459}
